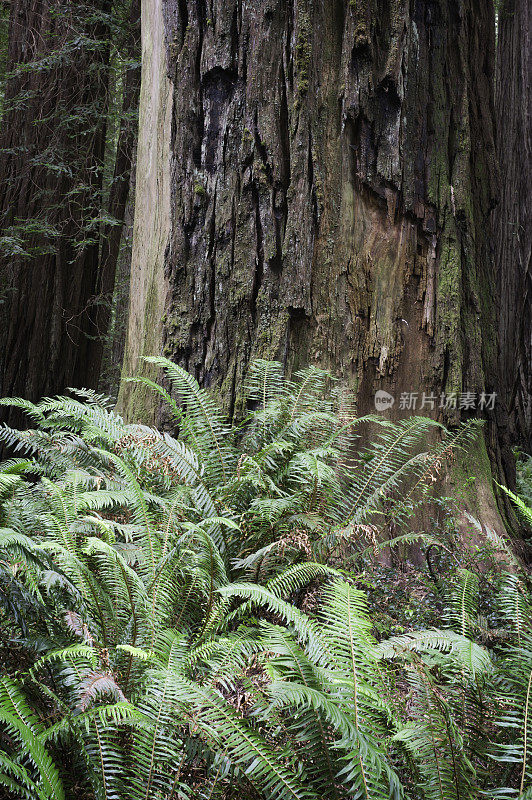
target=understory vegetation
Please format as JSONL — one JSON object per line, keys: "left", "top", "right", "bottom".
{"left": 0, "top": 358, "right": 530, "bottom": 799}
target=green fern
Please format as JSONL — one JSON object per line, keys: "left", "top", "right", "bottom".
{"left": 0, "top": 357, "right": 507, "bottom": 800}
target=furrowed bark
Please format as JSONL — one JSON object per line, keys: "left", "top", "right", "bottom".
{"left": 495, "top": 0, "right": 532, "bottom": 453}
{"left": 119, "top": 0, "right": 511, "bottom": 529}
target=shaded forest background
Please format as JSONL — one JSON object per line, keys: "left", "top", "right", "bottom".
{"left": 0, "top": 0, "right": 139, "bottom": 404}
{"left": 0, "top": 0, "right": 529, "bottom": 521}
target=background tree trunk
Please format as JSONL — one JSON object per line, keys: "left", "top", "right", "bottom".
{"left": 495, "top": 0, "right": 532, "bottom": 453}
{"left": 118, "top": 0, "right": 510, "bottom": 526}
{"left": 98, "top": 154, "right": 137, "bottom": 396}
{"left": 0, "top": 0, "right": 110, "bottom": 422}
{"left": 83, "top": 0, "right": 141, "bottom": 388}
{"left": 0, "top": 0, "right": 139, "bottom": 425}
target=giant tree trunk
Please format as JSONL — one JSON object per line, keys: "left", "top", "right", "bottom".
{"left": 495, "top": 0, "right": 532, "bottom": 452}
{"left": 119, "top": 0, "right": 509, "bottom": 526}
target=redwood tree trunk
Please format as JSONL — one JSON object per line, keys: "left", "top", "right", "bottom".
{"left": 119, "top": 0, "right": 509, "bottom": 523}
{"left": 0, "top": 0, "right": 110, "bottom": 418}
{"left": 495, "top": 0, "right": 532, "bottom": 452}
{"left": 84, "top": 0, "right": 141, "bottom": 388}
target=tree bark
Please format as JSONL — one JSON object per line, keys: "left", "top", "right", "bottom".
{"left": 99, "top": 153, "right": 137, "bottom": 397}
{"left": 119, "top": 0, "right": 510, "bottom": 527}
{"left": 0, "top": 0, "right": 140, "bottom": 428}
{"left": 0, "top": 0, "right": 110, "bottom": 420}
{"left": 495, "top": 0, "right": 532, "bottom": 452}
{"left": 83, "top": 0, "right": 141, "bottom": 388}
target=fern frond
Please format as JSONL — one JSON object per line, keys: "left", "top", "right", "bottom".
{"left": 0, "top": 709, "right": 65, "bottom": 800}
{"left": 444, "top": 569, "right": 480, "bottom": 639}
{"left": 499, "top": 485, "right": 532, "bottom": 530}
{"left": 143, "top": 356, "right": 236, "bottom": 484}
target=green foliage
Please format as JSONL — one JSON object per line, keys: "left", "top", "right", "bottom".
{"left": 515, "top": 452, "right": 532, "bottom": 507}
{"left": 0, "top": 358, "right": 528, "bottom": 799}
{"left": 500, "top": 484, "right": 532, "bottom": 531}
{"left": 0, "top": 0, "right": 136, "bottom": 255}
